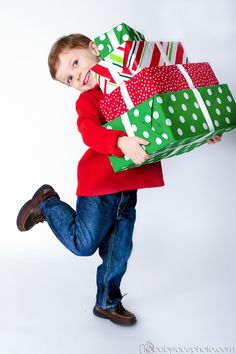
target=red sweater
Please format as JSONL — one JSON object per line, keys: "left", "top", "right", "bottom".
{"left": 76, "top": 84, "right": 165, "bottom": 196}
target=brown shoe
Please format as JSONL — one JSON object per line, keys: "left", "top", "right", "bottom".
{"left": 93, "top": 303, "right": 137, "bottom": 326}
{"left": 16, "top": 184, "right": 60, "bottom": 232}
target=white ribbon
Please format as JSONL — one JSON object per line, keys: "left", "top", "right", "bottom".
{"left": 155, "top": 42, "right": 171, "bottom": 65}
{"left": 99, "top": 60, "right": 135, "bottom": 110}
{"left": 192, "top": 88, "right": 215, "bottom": 132}
{"left": 176, "top": 64, "right": 195, "bottom": 88}
{"left": 177, "top": 64, "right": 215, "bottom": 133}
{"left": 121, "top": 113, "right": 135, "bottom": 137}
{"left": 107, "top": 30, "right": 120, "bottom": 51}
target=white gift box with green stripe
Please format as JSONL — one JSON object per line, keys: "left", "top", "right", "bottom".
{"left": 94, "top": 23, "right": 145, "bottom": 60}
{"left": 103, "top": 84, "right": 236, "bottom": 172}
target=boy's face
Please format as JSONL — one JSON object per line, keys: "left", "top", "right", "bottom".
{"left": 55, "top": 41, "right": 100, "bottom": 92}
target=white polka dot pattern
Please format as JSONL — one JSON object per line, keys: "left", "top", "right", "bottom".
{"left": 166, "top": 119, "right": 172, "bottom": 126}
{"left": 184, "top": 93, "right": 189, "bottom": 100}
{"left": 103, "top": 84, "right": 236, "bottom": 172}
{"left": 134, "top": 109, "right": 139, "bottom": 117}
{"left": 98, "top": 44, "right": 104, "bottom": 51}
{"left": 156, "top": 138, "right": 162, "bottom": 145}
{"left": 153, "top": 111, "right": 159, "bottom": 119}
{"left": 145, "top": 115, "right": 151, "bottom": 122}
{"left": 94, "top": 23, "right": 145, "bottom": 60}
{"left": 100, "top": 62, "right": 219, "bottom": 121}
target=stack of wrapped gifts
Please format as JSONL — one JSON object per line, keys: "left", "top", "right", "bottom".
{"left": 92, "top": 23, "right": 236, "bottom": 172}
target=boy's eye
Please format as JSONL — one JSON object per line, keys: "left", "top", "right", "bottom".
{"left": 67, "top": 75, "right": 73, "bottom": 85}
{"left": 73, "top": 60, "right": 78, "bottom": 67}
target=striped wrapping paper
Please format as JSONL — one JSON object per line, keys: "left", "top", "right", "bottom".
{"left": 91, "top": 41, "right": 189, "bottom": 94}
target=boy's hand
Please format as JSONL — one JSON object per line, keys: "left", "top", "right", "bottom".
{"left": 207, "top": 135, "right": 222, "bottom": 144}
{"left": 117, "top": 136, "right": 150, "bottom": 165}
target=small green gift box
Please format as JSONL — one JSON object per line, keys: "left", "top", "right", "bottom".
{"left": 103, "top": 84, "right": 236, "bottom": 172}
{"left": 94, "top": 23, "right": 145, "bottom": 59}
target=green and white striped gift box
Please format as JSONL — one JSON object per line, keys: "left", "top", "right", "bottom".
{"left": 103, "top": 84, "right": 236, "bottom": 172}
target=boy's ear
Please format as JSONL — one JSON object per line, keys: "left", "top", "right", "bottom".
{"left": 89, "top": 41, "right": 100, "bottom": 57}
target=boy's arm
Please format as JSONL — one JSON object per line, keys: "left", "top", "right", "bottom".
{"left": 76, "top": 93, "right": 127, "bottom": 157}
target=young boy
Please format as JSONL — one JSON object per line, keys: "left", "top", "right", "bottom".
{"left": 16, "top": 33, "right": 221, "bottom": 326}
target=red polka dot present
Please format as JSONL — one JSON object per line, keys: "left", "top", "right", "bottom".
{"left": 99, "top": 62, "right": 219, "bottom": 122}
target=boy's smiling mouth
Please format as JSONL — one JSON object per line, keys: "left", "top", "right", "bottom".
{"left": 83, "top": 71, "right": 90, "bottom": 85}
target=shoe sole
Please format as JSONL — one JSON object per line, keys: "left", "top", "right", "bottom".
{"left": 16, "top": 184, "right": 56, "bottom": 232}
{"left": 93, "top": 307, "right": 137, "bottom": 326}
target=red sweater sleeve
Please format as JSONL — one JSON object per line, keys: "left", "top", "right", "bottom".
{"left": 76, "top": 90, "right": 127, "bottom": 157}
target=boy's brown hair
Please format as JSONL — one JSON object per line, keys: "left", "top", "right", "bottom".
{"left": 48, "top": 34, "right": 92, "bottom": 79}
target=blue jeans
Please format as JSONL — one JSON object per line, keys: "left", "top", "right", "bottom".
{"left": 40, "top": 190, "right": 137, "bottom": 309}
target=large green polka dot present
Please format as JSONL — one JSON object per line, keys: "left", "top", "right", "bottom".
{"left": 94, "top": 23, "right": 145, "bottom": 60}
{"left": 103, "top": 84, "right": 236, "bottom": 172}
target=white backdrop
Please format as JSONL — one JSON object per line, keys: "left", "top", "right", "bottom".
{"left": 0, "top": 0, "right": 235, "bottom": 353}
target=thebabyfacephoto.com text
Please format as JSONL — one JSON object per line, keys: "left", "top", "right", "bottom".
{"left": 139, "top": 343, "right": 235, "bottom": 354}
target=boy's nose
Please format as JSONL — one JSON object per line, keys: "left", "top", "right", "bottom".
{"left": 76, "top": 71, "right": 82, "bottom": 81}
